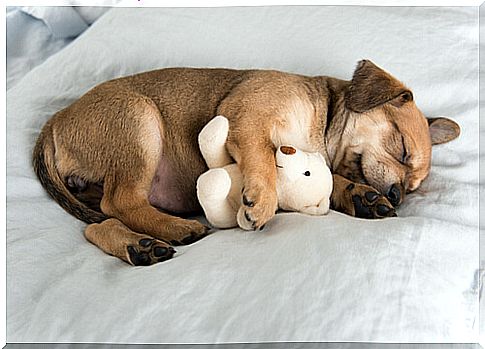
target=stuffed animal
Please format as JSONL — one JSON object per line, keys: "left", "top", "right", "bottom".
{"left": 196, "top": 115, "right": 333, "bottom": 230}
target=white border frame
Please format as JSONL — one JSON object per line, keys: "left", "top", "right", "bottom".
{"left": 3, "top": 1, "right": 482, "bottom": 348}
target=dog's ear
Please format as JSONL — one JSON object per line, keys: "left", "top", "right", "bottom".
{"left": 427, "top": 117, "right": 460, "bottom": 145}
{"left": 345, "top": 60, "right": 412, "bottom": 113}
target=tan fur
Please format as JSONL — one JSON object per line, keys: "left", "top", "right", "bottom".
{"left": 33, "top": 61, "right": 460, "bottom": 265}
{"left": 85, "top": 219, "right": 175, "bottom": 265}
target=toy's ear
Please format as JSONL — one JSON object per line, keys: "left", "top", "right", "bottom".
{"left": 299, "top": 197, "right": 330, "bottom": 216}
{"left": 280, "top": 146, "right": 297, "bottom": 155}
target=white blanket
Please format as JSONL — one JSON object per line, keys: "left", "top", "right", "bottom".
{"left": 6, "top": 6, "right": 114, "bottom": 90}
{"left": 6, "top": 6, "right": 479, "bottom": 344}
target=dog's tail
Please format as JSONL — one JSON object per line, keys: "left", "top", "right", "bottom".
{"left": 32, "top": 123, "right": 107, "bottom": 224}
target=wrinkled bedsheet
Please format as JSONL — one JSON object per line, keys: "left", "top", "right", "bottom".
{"left": 6, "top": 6, "right": 479, "bottom": 344}
{"left": 6, "top": 6, "right": 115, "bottom": 90}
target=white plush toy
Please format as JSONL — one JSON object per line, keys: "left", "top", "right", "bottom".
{"left": 196, "top": 115, "right": 333, "bottom": 230}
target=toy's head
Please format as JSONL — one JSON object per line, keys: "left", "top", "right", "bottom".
{"left": 275, "top": 146, "right": 333, "bottom": 215}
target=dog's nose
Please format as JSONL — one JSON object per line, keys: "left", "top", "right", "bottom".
{"left": 386, "top": 183, "right": 403, "bottom": 207}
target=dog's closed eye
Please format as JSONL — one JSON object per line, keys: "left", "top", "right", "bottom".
{"left": 400, "top": 135, "right": 410, "bottom": 164}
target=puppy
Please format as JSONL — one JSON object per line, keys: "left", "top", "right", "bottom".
{"left": 33, "top": 60, "right": 460, "bottom": 265}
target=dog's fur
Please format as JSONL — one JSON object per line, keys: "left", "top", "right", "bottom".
{"left": 33, "top": 60, "right": 460, "bottom": 266}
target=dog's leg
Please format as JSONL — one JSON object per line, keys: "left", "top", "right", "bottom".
{"left": 217, "top": 78, "right": 316, "bottom": 229}
{"left": 71, "top": 94, "right": 209, "bottom": 246}
{"left": 331, "top": 174, "right": 396, "bottom": 218}
{"left": 217, "top": 110, "right": 282, "bottom": 229}
{"left": 225, "top": 137, "right": 278, "bottom": 230}
{"left": 101, "top": 175, "right": 209, "bottom": 246}
{"left": 85, "top": 218, "right": 176, "bottom": 266}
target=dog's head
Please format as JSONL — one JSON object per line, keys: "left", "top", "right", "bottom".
{"left": 333, "top": 60, "right": 460, "bottom": 206}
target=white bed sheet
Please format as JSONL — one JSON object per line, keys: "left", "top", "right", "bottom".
{"left": 6, "top": 6, "right": 114, "bottom": 90}
{"left": 6, "top": 6, "right": 479, "bottom": 344}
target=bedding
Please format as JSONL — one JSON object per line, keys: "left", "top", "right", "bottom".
{"left": 6, "top": 6, "right": 479, "bottom": 344}
{"left": 6, "top": 6, "right": 115, "bottom": 90}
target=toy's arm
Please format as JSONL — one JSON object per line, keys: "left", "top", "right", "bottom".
{"left": 198, "top": 115, "right": 233, "bottom": 168}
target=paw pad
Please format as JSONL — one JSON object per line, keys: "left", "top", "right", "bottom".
{"left": 127, "top": 239, "right": 175, "bottom": 266}
{"left": 365, "top": 191, "right": 379, "bottom": 203}
{"left": 347, "top": 184, "right": 397, "bottom": 219}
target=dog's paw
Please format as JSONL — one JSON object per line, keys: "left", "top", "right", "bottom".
{"left": 169, "top": 219, "right": 211, "bottom": 246}
{"left": 336, "top": 183, "right": 396, "bottom": 219}
{"left": 126, "top": 238, "right": 176, "bottom": 266}
{"left": 237, "top": 183, "right": 278, "bottom": 230}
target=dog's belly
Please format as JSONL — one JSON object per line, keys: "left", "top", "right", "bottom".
{"left": 148, "top": 156, "right": 202, "bottom": 214}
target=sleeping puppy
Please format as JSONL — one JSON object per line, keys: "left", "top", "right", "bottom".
{"left": 33, "top": 60, "right": 460, "bottom": 266}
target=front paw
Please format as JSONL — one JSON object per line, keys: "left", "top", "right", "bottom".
{"left": 334, "top": 183, "right": 396, "bottom": 219}
{"left": 237, "top": 183, "right": 278, "bottom": 230}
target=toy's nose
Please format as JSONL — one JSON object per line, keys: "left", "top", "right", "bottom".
{"left": 279, "top": 146, "right": 296, "bottom": 155}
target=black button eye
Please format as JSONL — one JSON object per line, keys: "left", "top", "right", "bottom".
{"left": 304, "top": 171, "right": 311, "bottom": 176}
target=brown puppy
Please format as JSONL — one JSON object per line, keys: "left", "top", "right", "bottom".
{"left": 33, "top": 60, "right": 460, "bottom": 266}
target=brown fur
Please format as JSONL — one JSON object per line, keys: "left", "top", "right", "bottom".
{"left": 33, "top": 122, "right": 107, "bottom": 223}
{"left": 33, "top": 60, "right": 460, "bottom": 265}
{"left": 346, "top": 60, "right": 412, "bottom": 112}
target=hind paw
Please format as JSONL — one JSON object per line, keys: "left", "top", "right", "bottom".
{"left": 127, "top": 238, "right": 175, "bottom": 266}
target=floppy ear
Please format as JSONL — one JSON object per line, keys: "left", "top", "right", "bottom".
{"left": 345, "top": 59, "right": 412, "bottom": 113}
{"left": 427, "top": 117, "right": 460, "bottom": 145}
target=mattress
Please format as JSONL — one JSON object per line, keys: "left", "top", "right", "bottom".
{"left": 6, "top": 6, "right": 480, "bottom": 344}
